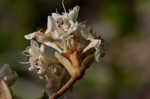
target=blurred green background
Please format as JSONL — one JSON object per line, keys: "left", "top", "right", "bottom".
{"left": 0, "top": 0, "right": 150, "bottom": 99}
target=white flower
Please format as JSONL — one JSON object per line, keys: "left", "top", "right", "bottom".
{"left": 23, "top": 5, "right": 106, "bottom": 98}
{"left": 25, "top": 40, "right": 57, "bottom": 74}
{"left": 24, "top": 6, "right": 80, "bottom": 53}
{"left": 51, "top": 6, "right": 79, "bottom": 36}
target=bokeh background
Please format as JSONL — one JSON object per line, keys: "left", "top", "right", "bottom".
{"left": 0, "top": 0, "right": 150, "bottom": 99}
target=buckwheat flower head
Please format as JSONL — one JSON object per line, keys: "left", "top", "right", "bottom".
{"left": 24, "top": 5, "right": 106, "bottom": 99}
{"left": 24, "top": 5, "right": 105, "bottom": 74}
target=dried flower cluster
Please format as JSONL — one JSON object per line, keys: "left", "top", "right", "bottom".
{"left": 24, "top": 5, "right": 105, "bottom": 99}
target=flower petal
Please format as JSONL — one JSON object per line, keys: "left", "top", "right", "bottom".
{"left": 40, "top": 44, "right": 46, "bottom": 53}
{"left": 52, "top": 13, "right": 62, "bottom": 21}
{"left": 69, "top": 6, "right": 80, "bottom": 21}
{"left": 44, "top": 41, "right": 62, "bottom": 53}
{"left": 82, "top": 39, "right": 101, "bottom": 53}
{"left": 24, "top": 33, "right": 35, "bottom": 40}
{"left": 29, "top": 40, "right": 40, "bottom": 57}
{"left": 45, "top": 16, "right": 54, "bottom": 34}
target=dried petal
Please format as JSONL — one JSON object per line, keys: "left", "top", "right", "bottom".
{"left": 68, "top": 6, "right": 80, "bottom": 21}
{"left": 45, "top": 16, "right": 54, "bottom": 34}
{"left": 82, "top": 39, "right": 101, "bottom": 53}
